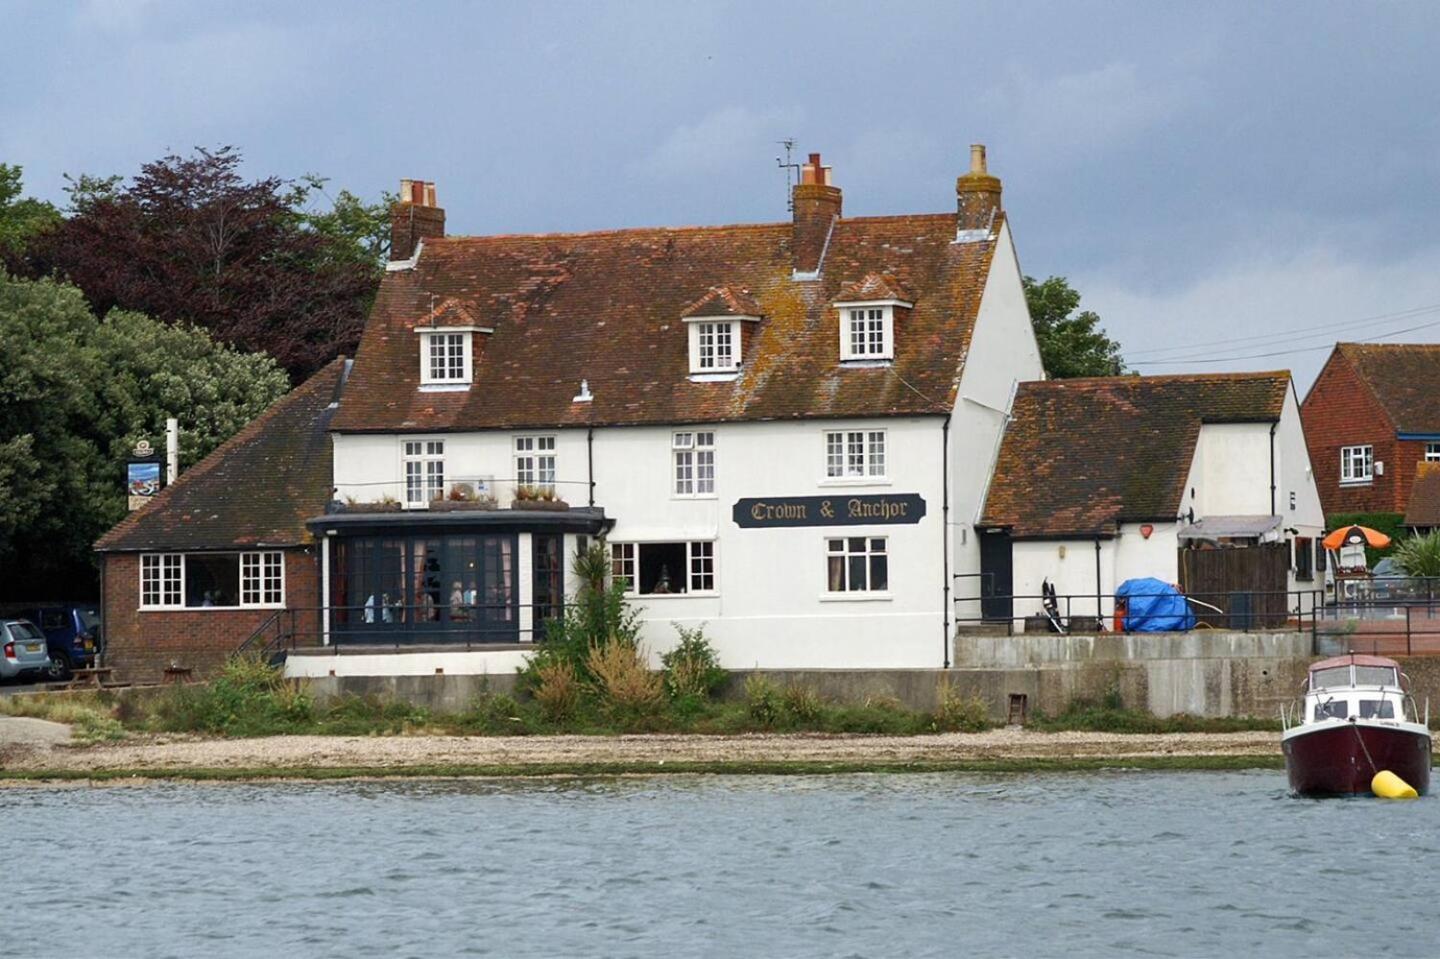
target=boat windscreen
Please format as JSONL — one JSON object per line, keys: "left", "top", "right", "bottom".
{"left": 1311, "top": 666, "right": 1353, "bottom": 689}
{"left": 1355, "top": 665, "right": 1398, "bottom": 687}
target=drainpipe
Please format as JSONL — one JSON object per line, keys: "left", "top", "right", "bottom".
{"left": 97, "top": 553, "right": 106, "bottom": 668}
{"left": 587, "top": 426, "right": 595, "bottom": 508}
{"left": 1269, "top": 422, "right": 1277, "bottom": 517}
{"left": 942, "top": 413, "right": 951, "bottom": 669}
{"left": 1094, "top": 537, "right": 1103, "bottom": 625}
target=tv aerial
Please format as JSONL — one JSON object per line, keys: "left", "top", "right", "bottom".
{"left": 776, "top": 138, "right": 800, "bottom": 212}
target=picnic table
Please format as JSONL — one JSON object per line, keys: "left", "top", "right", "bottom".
{"left": 64, "top": 666, "right": 117, "bottom": 690}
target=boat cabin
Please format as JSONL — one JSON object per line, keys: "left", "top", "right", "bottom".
{"left": 1303, "top": 654, "right": 1411, "bottom": 723}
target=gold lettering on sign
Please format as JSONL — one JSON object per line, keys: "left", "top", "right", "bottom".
{"left": 847, "top": 498, "right": 909, "bottom": 521}
{"left": 751, "top": 502, "right": 808, "bottom": 522}
{"left": 820, "top": 500, "right": 835, "bottom": 519}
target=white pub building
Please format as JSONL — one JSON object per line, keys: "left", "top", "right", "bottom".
{"left": 306, "top": 148, "right": 1043, "bottom": 672}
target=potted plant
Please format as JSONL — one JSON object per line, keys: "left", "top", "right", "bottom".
{"left": 512, "top": 484, "right": 570, "bottom": 511}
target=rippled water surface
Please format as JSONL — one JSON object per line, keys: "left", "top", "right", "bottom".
{"left": 8, "top": 771, "right": 1439, "bottom": 957}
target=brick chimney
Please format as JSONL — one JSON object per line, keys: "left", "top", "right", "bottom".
{"left": 390, "top": 179, "right": 445, "bottom": 262}
{"left": 792, "top": 153, "right": 841, "bottom": 276}
{"left": 955, "top": 144, "right": 1002, "bottom": 235}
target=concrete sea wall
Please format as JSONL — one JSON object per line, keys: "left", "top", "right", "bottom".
{"left": 296, "top": 630, "right": 1332, "bottom": 721}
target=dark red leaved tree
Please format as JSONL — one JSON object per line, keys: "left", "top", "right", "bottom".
{"left": 28, "top": 147, "right": 379, "bottom": 380}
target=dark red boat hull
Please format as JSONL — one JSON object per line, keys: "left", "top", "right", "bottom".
{"left": 1283, "top": 722, "right": 1432, "bottom": 797}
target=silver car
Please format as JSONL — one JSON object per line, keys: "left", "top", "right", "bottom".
{"left": 1, "top": 619, "right": 52, "bottom": 680}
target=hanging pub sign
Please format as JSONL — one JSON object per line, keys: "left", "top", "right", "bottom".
{"left": 733, "top": 494, "right": 927, "bottom": 528}
{"left": 127, "top": 439, "right": 164, "bottom": 511}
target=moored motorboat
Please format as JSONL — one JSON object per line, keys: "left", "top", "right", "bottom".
{"left": 1281, "top": 654, "right": 1431, "bottom": 797}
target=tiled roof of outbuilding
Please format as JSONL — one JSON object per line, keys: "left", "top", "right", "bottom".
{"left": 1404, "top": 461, "right": 1440, "bottom": 528}
{"left": 95, "top": 359, "right": 346, "bottom": 552}
{"left": 981, "top": 372, "right": 1291, "bottom": 538}
{"left": 1336, "top": 343, "right": 1440, "bottom": 434}
{"left": 330, "top": 213, "right": 1001, "bottom": 432}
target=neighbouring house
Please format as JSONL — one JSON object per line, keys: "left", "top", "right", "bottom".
{"left": 977, "top": 372, "right": 1325, "bottom": 630}
{"left": 1301, "top": 342, "right": 1440, "bottom": 520}
{"left": 96, "top": 145, "right": 1047, "bottom": 678}
{"left": 1403, "top": 462, "right": 1440, "bottom": 535}
{"left": 93, "top": 359, "right": 347, "bottom": 680}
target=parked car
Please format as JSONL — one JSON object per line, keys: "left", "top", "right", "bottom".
{"left": 1, "top": 619, "right": 53, "bottom": 681}
{"left": 14, "top": 604, "right": 101, "bottom": 680}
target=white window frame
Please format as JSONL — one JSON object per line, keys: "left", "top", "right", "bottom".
{"left": 402, "top": 438, "right": 446, "bottom": 508}
{"left": 240, "top": 552, "right": 285, "bottom": 607}
{"left": 824, "top": 535, "right": 890, "bottom": 597}
{"left": 835, "top": 299, "right": 907, "bottom": 362}
{"left": 823, "top": 429, "right": 887, "bottom": 481}
{"left": 687, "top": 320, "right": 740, "bottom": 374}
{"left": 673, "top": 430, "right": 716, "bottom": 497}
{"left": 418, "top": 330, "right": 473, "bottom": 386}
{"left": 1426, "top": 442, "right": 1440, "bottom": 463}
{"left": 515, "top": 435, "right": 557, "bottom": 492}
{"left": 1340, "top": 444, "right": 1374, "bottom": 485}
{"left": 609, "top": 541, "right": 718, "bottom": 596}
{"left": 140, "top": 553, "right": 183, "bottom": 609}
{"left": 139, "top": 551, "right": 285, "bottom": 610}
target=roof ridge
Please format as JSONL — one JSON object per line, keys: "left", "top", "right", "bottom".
{"left": 427, "top": 211, "right": 960, "bottom": 246}
{"left": 1024, "top": 370, "right": 1291, "bottom": 388}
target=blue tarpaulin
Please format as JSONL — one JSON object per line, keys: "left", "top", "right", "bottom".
{"left": 1115, "top": 577, "right": 1196, "bottom": 632}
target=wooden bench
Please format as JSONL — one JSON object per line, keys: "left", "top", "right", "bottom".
{"left": 162, "top": 665, "right": 194, "bottom": 685}
{"left": 65, "top": 666, "right": 116, "bottom": 690}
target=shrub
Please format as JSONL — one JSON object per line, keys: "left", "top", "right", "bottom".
{"left": 781, "top": 684, "right": 823, "bottom": 723}
{"left": 520, "top": 540, "right": 640, "bottom": 692}
{"left": 533, "top": 660, "right": 582, "bottom": 722}
{"left": 587, "top": 640, "right": 663, "bottom": 715}
{"left": 153, "top": 655, "right": 312, "bottom": 735}
{"left": 745, "top": 675, "right": 781, "bottom": 726}
{"left": 661, "top": 625, "right": 728, "bottom": 704}
{"left": 1394, "top": 530, "right": 1440, "bottom": 578}
{"left": 932, "top": 678, "right": 991, "bottom": 732}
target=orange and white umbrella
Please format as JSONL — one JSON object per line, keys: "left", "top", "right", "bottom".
{"left": 1321, "top": 525, "right": 1392, "bottom": 551}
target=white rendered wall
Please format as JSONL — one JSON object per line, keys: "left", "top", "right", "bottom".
{"left": 949, "top": 219, "right": 1047, "bottom": 628}
{"left": 1010, "top": 538, "right": 1116, "bottom": 626}
{"left": 334, "top": 417, "right": 951, "bottom": 668}
{"left": 1194, "top": 423, "right": 1273, "bottom": 517}
{"left": 1276, "top": 388, "right": 1326, "bottom": 600}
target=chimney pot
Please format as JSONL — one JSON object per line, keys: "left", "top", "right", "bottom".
{"left": 792, "top": 151, "right": 841, "bottom": 275}
{"left": 390, "top": 179, "right": 445, "bottom": 261}
{"left": 956, "top": 144, "right": 1002, "bottom": 237}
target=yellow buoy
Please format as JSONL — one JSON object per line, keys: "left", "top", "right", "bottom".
{"left": 1371, "top": 770, "right": 1419, "bottom": 799}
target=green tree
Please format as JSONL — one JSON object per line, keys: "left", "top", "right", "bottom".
{"left": 0, "top": 164, "right": 61, "bottom": 261}
{"left": 0, "top": 272, "right": 288, "bottom": 598}
{"left": 1023, "top": 275, "right": 1126, "bottom": 378}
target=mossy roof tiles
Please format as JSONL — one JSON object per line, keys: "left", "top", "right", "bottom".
{"left": 330, "top": 212, "right": 999, "bottom": 432}
{"left": 981, "top": 372, "right": 1291, "bottom": 538}
{"left": 1336, "top": 343, "right": 1440, "bottom": 435}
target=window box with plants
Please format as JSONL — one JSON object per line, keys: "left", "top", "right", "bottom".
{"left": 429, "top": 483, "right": 500, "bottom": 512}
{"left": 512, "top": 485, "right": 570, "bottom": 511}
{"left": 337, "top": 494, "right": 402, "bottom": 513}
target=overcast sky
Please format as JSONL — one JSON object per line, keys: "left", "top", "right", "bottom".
{"left": 4, "top": 0, "right": 1438, "bottom": 388}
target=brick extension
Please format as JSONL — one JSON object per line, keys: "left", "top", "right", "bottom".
{"left": 101, "top": 550, "right": 320, "bottom": 681}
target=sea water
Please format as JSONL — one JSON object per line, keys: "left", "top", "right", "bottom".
{"left": 6, "top": 771, "right": 1437, "bottom": 957}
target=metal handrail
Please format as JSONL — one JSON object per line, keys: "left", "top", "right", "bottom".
{"left": 953, "top": 588, "right": 1325, "bottom": 635}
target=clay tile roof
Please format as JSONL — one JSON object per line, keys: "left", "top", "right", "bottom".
{"left": 981, "top": 372, "right": 1291, "bottom": 538}
{"left": 836, "top": 272, "right": 912, "bottom": 303}
{"left": 1337, "top": 343, "right": 1440, "bottom": 434}
{"left": 330, "top": 212, "right": 1001, "bottom": 432}
{"left": 680, "top": 285, "right": 762, "bottom": 319}
{"left": 1403, "top": 461, "right": 1440, "bottom": 528}
{"left": 94, "top": 359, "right": 347, "bottom": 552}
{"left": 425, "top": 297, "right": 482, "bottom": 328}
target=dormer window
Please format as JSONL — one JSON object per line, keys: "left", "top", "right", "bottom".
{"left": 844, "top": 306, "right": 891, "bottom": 360}
{"left": 679, "top": 285, "right": 763, "bottom": 379}
{"left": 834, "top": 275, "right": 912, "bottom": 364}
{"left": 690, "top": 321, "right": 739, "bottom": 373}
{"left": 421, "top": 331, "right": 471, "bottom": 384}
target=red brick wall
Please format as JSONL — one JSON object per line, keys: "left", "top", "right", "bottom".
{"left": 1301, "top": 352, "right": 1402, "bottom": 516}
{"left": 101, "top": 548, "right": 320, "bottom": 683}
